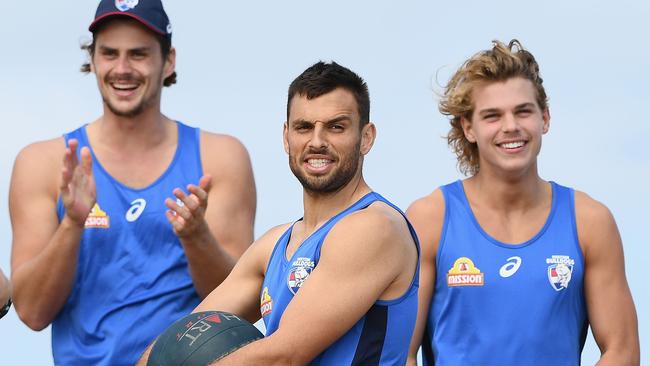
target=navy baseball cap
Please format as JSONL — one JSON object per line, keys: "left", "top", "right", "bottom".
{"left": 89, "top": 0, "right": 172, "bottom": 39}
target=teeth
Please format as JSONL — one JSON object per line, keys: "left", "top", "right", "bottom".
{"left": 112, "top": 84, "right": 138, "bottom": 90}
{"left": 501, "top": 141, "right": 525, "bottom": 149}
{"left": 308, "top": 159, "right": 329, "bottom": 168}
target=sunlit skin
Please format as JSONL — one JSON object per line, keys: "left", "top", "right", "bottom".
{"left": 91, "top": 18, "right": 175, "bottom": 118}
{"left": 461, "top": 77, "right": 549, "bottom": 180}
{"left": 284, "top": 88, "right": 372, "bottom": 196}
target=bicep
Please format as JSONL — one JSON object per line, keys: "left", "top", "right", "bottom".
{"left": 578, "top": 196, "right": 638, "bottom": 352}
{"left": 406, "top": 191, "right": 444, "bottom": 352}
{"left": 10, "top": 145, "right": 61, "bottom": 272}
{"left": 193, "top": 234, "right": 271, "bottom": 323}
{"left": 203, "top": 136, "right": 256, "bottom": 258}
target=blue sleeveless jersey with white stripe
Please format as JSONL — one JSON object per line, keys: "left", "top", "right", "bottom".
{"left": 261, "top": 192, "right": 420, "bottom": 366}
{"left": 423, "top": 181, "right": 587, "bottom": 366}
{"left": 53, "top": 122, "right": 202, "bottom": 366}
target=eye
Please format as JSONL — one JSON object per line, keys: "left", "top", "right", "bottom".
{"left": 516, "top": 109, "right": 532, "bottom": 117}
{"left": 131, "top": 51, "right": 147, "bottom": 60}
{"left": 100, "top": 49, "right": 118, "bottom": 59}
{"left": 483, "top": 113, "right": 499, "bottom": 121}
{"left": 330, "top": 124, "right": 344, "bottom": 131}
{"left": 294, "top": 123, "right": 312, "bottom": 132}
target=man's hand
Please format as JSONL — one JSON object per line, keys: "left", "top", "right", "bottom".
{"left": 165, "top": 175, "right": 212, "bottom": 238}
{"left": 60, "top": 138, "right": 96, "bottom": 227}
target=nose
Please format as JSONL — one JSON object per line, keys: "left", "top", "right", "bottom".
{"left": 501, "top": 112, "right": 519, "bottom": 133}
{"left": 114, "top": 54, "right": 133, "bottom": 75}
{"left": 308, "top": 123, "right": 328, "bottom": 150}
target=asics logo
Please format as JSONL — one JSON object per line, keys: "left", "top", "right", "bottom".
{"left": 499, "top": 256, "right": 522, "bottom": 278}
{"left": 126, "top": 198, "right": 147, "bottom": 222}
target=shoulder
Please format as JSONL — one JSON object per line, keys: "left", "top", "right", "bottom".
{"left": 199, "top": 131, "right": 249, "bottom": 157}
{"left": 257, "top": 223, "right": 293, "bottom": 246}
{"left": 407, "top": 188, "right": 445, "bottom": 224}
{"left": 199, "top": 131, "right": 252, "bottom": 176}
{"left": 327, "top": 200, "right": 414, "bottom": 255}
{"left": 15, "top": 137, "right": 65, "bottom": 165}
{"left": 10, "top": 137, "right": 66, "bottom": 208}
{"left": 573, "top": 190, "right": 619, "bottom": 255}
{"left": 574, "top": 190, "right": 616, "bottom": 229}
{"left": 13, "top": 137, "right": 65, "bottom": 180}
{"left": 249, "top": 223, "right": 293, "bottom": 271}
{"left": 406, "top": 189, "right": 445, "bottom": 254}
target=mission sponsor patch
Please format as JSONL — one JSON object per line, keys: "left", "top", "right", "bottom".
{"left": 447, "top": 257, "right": 484, "bottom": 287}
{"left": 85, "top": 203, "right": 110, "bottom": 229}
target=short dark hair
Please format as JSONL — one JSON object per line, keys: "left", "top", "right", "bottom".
{"left": 80, "top": 17, "right": 177, "bottom": 87}
{"left": 287, "top": 61, "right": 370, "bottom": 127}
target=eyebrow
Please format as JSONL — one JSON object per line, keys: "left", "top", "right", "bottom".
{"left": 290, "top": 115, "right": 352, "bottom": 125}
{"left": 97, "top": 45, "right": 152, "bottom": 53}
{"left": 513, "top": 102, "right": 536, "bottom": 110}
{"left": 478, "top": 102, "right": 537, "bottom": 116}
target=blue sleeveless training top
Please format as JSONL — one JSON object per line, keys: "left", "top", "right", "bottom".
{"left": 261, "top": 192, "right": 420, "bottom": 365}
{"left": 53, "top": 122, "right": 202, "bottom": 366}
{"left": 423, "top": 180, "right": 587, "bottom": 365}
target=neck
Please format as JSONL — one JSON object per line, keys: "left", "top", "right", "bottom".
{"left": 300, "top": 172, "right": 371, "bottom": 231}
{"left": 465, "top": 163, "right": 548, "bottom": 212}
{"left": 91, "top": 104, "right": 173, "bottom": 150}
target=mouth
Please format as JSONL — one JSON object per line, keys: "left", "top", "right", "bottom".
{"left": 109, "top": 79, "right": 142, "bottom": 97}
{"left": 497, "top": 140, "right": 527, "bottom": 150}
{"left": 304, "top": 157, "right": 334, "bottom": 173}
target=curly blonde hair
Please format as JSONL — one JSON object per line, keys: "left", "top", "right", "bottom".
{"left": 440, "top": 39, "right": 548, "bottom": 175}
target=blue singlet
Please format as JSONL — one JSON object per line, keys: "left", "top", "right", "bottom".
{"left": 423, "top": 180, "right": 587, "bottom": 366}
{"left": 261, "top": 192, "right": 420, "bottom": 365}
{"left": 53, "top": 122, "right": 202, "bottom": 365}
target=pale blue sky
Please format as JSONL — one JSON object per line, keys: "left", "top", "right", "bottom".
{"left": 0, "top": 1, "right": 647, "bottom": 363}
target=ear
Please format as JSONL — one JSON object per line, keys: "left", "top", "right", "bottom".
{"left": 283, "top": 122, "right": 289, "bottom": 154}
{"left": 542, "top": 108, "right": 550, "bottom": 134}
{"left": 461, "top": 117, "right": 476, "bottom": 143}
{"left": 163, "top": 47, "right": 176, "bottom": 80}
{"left": 360, "top": 122, "right": 376, "bottom": 155}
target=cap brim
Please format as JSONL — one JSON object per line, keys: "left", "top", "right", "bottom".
{"left": 89, "top": 12, "right": 167, "bottom": 37}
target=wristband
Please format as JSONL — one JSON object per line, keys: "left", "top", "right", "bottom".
{"left": 0, "top": 298, "right": 11, "bottom": 319}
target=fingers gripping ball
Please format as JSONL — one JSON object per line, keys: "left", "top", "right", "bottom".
{"left": 147, "top": 311, "right": 263, "bottom": 366}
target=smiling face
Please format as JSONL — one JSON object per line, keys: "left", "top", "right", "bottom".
{"left": 91, "top": 18, "right": 175, "bottom": 118}
{"left": 462, "top": 77, "right": 550, "bottom": 176}
{"left": 284, "top": 88, "right": 375, "bottom": 194}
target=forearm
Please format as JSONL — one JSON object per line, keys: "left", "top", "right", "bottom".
{"left": 212, "top": 336, "right": 297, "bottom": 366}
{"left": 136, "top": 342, "right": 154, "bottom": 366}
{"left": 12, "top": 216, "right": 83, "bottom": 330}
{"left": 406, "top": 355, "right": 418, "bottom": 366}
{"left": 596, "top": 348, "right": 640, "bottom": 366}
{"left": 180, "top": 223, "right": 237, "bottom": 298}
{"left": 595, "top": 330, "right": 640, "bottom": 366}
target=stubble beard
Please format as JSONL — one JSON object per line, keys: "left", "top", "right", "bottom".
{"left": 101, "top": 70, "right": 163, "bottom": 118}
{"left": 289, "top": 143, "right": 361, "bottom": 194}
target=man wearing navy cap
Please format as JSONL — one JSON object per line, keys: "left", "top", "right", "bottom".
{"left": 9, "top": 0, "right": 256, "bottom": 364}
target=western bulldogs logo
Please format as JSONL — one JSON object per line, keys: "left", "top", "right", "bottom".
{"left": 287, "top": 257, "right": 315, "bottom": 295}
{"left": 115, "top": 0, "right": 139, "bottom": 11}
{"left": 546, "top": 255, "right": 575, "bottom": 291}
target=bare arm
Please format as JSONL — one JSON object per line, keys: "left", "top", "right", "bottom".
{"left": 213, "top": 205, "right": 418, "bottom": 365}
{"left": 406, "top": 190, "right": 445, "bottom": 366}
{"left": 10, "top": 139, "right": 96, "bottom": 330}
{"left": 576, "top": 192, "right": 639, "bottom": 366}
{"left": 165, "top": 133, "right": 256, "bottom": 298}
{"left": 137, "top": 224, "right": 282, "bottom": 366}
